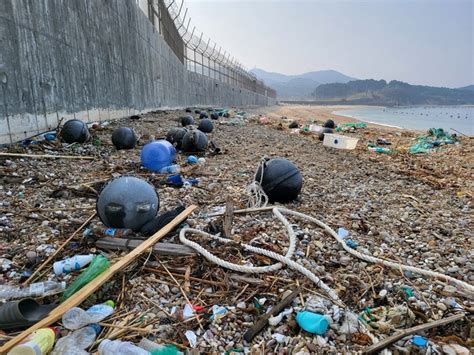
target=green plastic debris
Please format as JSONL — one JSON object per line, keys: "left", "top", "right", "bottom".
{"left": 336, "top": 122, "right": 367, "bottom": 131}
{"left": 60, "top": 255, "right": 110, "bottom": 302}
{"left": 404, "top": 287, "right": 414, "bottom": 298}
{"left": 151, "top": 345, "right": 180, "bottom": 355}
{"left": 409, "top": 128, "right": 457, "bottom": 154}
{"left": 368, "top": 147, "right": 392, "bottom": 154}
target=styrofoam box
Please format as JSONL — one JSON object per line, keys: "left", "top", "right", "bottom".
{"left": 309, "top": 124, "right": 323, "bottom": 132}
{"left": 323, "top": 133, "right": 358, "bottom": 150}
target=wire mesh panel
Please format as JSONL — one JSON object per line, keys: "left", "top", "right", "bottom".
{"left": 147, "top": 0, "right": 276, "bottom": 98}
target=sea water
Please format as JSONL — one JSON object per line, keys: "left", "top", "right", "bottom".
{"left": 333, "top": 106, "right": 473, "bottom": 136}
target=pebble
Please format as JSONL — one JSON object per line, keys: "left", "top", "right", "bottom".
{"left": 436, "top": 302, "right": 447, "bottom": 311}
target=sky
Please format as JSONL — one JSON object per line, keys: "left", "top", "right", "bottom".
{"left": 184, "top": 0, "right": 473, "bottom": 88}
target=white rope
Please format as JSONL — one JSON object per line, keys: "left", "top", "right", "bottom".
{"left": 245, "top": 157, "right": 269, "bottom": 208}
{"left": 180, "top": 207, "right": 474, "bottom": 299}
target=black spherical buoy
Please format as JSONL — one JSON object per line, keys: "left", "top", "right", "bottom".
{"left": 185, "top": 108, "right": 192, "bottom": 113}
{"left": 255, "top": 159, "right": 302, "bottom": 203}
{"left": 199, "top": 112, "right": 208, "bottom": 119}
{"left": 181, "top": 116, "right": 195, "bottom": 127}
{"left": 197, "top": 119, "right": 214, "bottom": 133}
{"left": 166, "top": 127, "right": 188, "bottom": 149}
{"left": 96, "top": 176, "right": 159, "bottom": 231}
{"left": 194, "top": 109, "right": 201, "bottom": 114}
{"left": 210, "top": 112, "right": 219, "bottom": 120}
{"left": 60, "top": 119, "right": 90, "bottom": 143}
{"left": 318, "top": 128, "right": 333, "bottom": 141}
{"left": 323, "top": 119, "right": 336, "bottom": 129}
{"left": 112, "top": 127, "right": 136, "bottom": 150}
{"left": 182, "top": 129, "right": 208, "bottom": 152}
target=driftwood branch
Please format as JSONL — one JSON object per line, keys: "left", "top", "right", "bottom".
{"left": 243, "top": 286, "right": 302, "bottom": 342}
{"left": 96, "top": 237, "right": 196, "bottom": 256}
{"left": 362, "top": 313, "right": 466, "bottom": 354}
{"left": 0, "top": 152, "right": 95, "bottom": 160}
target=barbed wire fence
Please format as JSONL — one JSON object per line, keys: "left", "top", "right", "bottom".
{"left": 145, "top": 0, "right": 276, "bottom": 99}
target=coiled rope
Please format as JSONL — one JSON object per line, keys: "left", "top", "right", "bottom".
{"left": 180, "top": 207, "right": 474, "bottom": 301}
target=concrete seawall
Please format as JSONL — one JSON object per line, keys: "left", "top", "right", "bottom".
{"left": 0, "top": 0, "right": 275, "bottom": 144}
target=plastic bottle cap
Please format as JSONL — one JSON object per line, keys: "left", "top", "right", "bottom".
{"left": 104, "top": 300, "right": 115, "bottom": 308}
{"left": 89, "top": 324, "right": 102, "bottom": 334}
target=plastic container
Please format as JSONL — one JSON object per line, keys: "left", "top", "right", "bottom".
{"left": 323, "top": 133, "right": 358, "bottom": 150}
{"left": 0, "top": 281, "right": 66, "bottom": 301}
{"left": 61, "top": 256, "right": 110, "bottom": 302}
{"left": 62, "top": 301, "right": 115, "bottom": 330}
{"left": 52, "top": 324, "right": 101, "bottom": 355}
{"left": 53, "top": 254, "right": 94, "bottom": 275}
{"left": 296, "top": 311, "right": 329, "bottom": 335}
{"left": 309, "top": 124, "right": 323, "bottom": 133}
{"left": 141, "top": 140, "right": 176, "bottom": 171}
{"left": 8, "top": 327, "right": 57, "bottom": 355}
{"left": 98, "top": 339, "right": 149, "bottom": 355}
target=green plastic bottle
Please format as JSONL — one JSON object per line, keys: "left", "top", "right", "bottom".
{"left": 60, "top": 255, "right": 110, "bottom": 302}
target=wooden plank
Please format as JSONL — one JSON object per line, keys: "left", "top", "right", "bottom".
{"left": 0, "top": 205, "right": 196, "bottom": 353}
{"left": 222, "top": 196, "right": 234, "bottom": 238}
{"left": 0, "top": 152, "right": 95, "bottom": 160}
{"left": 96, "top": 237, "right": 196, "bottom": 256}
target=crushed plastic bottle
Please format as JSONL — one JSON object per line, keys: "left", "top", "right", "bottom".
{"left": 62, "top": 301, "right": 115, "bottom": 330}
{"left": 92, "top": 227, "right": 134, "bottom": 237}
{"left": 0, "top": 281, "right": 66, "bottom": 301}
{"left": 52, "top": 324, "right": 101, "bottom": 355}
{"left": 158, "top": 165, "right": 180, "bottom": 174}
{"left": 98, "top": 339, "right": 149, "bottom": 355}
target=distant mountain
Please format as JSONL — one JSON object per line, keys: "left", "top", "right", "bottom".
{"left": 312, "top": 79, "right": 474, "bottom": 105}
{"left": 459, "top": 85, "right": 474, "bottom": 92}
{"left": 250, "top": 68, "right": 355, "bottom": 99}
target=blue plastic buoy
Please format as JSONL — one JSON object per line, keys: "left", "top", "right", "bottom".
{"left": 141, "top": 140, "right": 176, "bottom": 172}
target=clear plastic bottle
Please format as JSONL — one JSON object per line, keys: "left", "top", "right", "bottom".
{"left": 92, "top": 227, "right": 134, "bottom": 237}
{"left": 158, "top": 165, "right": 180, "bottom": 174}
{"left": 8, "top": 327, "right": 57, "bottom": 355}
{"left": 98, "top": 339, "right": 150, "bottom": 355}
{"left": 62, "top": 300, "right": 115, "bottom": 330}
{"left": 0, "top": 281, "right": 66, "bottom": 301}
{"left": 52, "top": 324, "right": 101, "bottom": 355}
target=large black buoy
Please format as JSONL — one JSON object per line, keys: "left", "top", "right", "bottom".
{"left": 181, "top": 116, "right": 195, "bottom": 127}
{"left": 182, "top": 129, "right": 208, "bottom": 152}
{"left": 318, "top": 127, "right": 333, "bottom": 141}
{"left": 199, "top": 112, "right": 209, "bottom": 119}
{"left": 197, "top": 119, "right": 214, "bottom": 133}
{"left": 194, "top": 109, "right": 201, "bottom": 114}
{"left": 96, "top": 176, "right": 159, "bottom": 231}
{"left": 323, "top": 119, "right": 336, "bottom": 129}
{"left": 255, "top": 158, "right": 303, "bottom": 203}
{"left": 60, "top": 119, "right": 90, "bottom": 143}
{"left": 210, "top": 112, "right": 219, "bottom": 120}
{"left": 112, "top": 127, "right": 136, "bottom": 150}
{"left": 166, "top": 127, "right": 188, "bottom": 149}
{"left": 185, "top": 108, "right": 192, "bottom": 113}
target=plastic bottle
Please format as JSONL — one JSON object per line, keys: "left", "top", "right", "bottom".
{"left": 53, "top": 254, "right": 94, "bottom": 275}
{"left": 8, "top": 327, "right": 57, "bottom": 355}
{"left": 295, "top": 311, "right": 329, "bottom": 335}
{"left": 61, "top": 255, "right": 110, "bottom": 302}
{"left": 93, "top": 227, "right": 134, "bottom": 237}
{"left": 52, "top": 324, "right": 101, "bottom": 355}
{"left": 98, "top": 339, "right": 149, "bottom": 355}
{"left": 0, "top": 281, "right": 66, "bottom": 301}
{"left": 158, "top": 165, "right": 180, "bottom": 174}
{"left": 62, "top": 301, "right": 115, "bottom": 330}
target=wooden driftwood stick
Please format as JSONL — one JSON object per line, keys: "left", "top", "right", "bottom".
{"left": 23, "top": 212, "right": 97, "bottom": 285}
{"left": 96, "top": 237, "right": 196, "bottom": 256}
{"left": 222, "top": 196, "right": 234, "bottom": 238}
{"left": 243, "top": 286, "right": 302, "bottom": 342}
{"left": 142, "top": 267, "right": 226, "bottom": 287}
{"left": 362, "top": 313, "right": 466, "bottom": 354}
{"left": 0, "top": 152, "right": 95, "bottom": 160}
{"left": 0, "top": 205, "right": 196, "bottom": 353}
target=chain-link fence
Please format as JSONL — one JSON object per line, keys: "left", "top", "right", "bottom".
{"left": 145, "top": 0, "right": 276, "bottom": 98}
